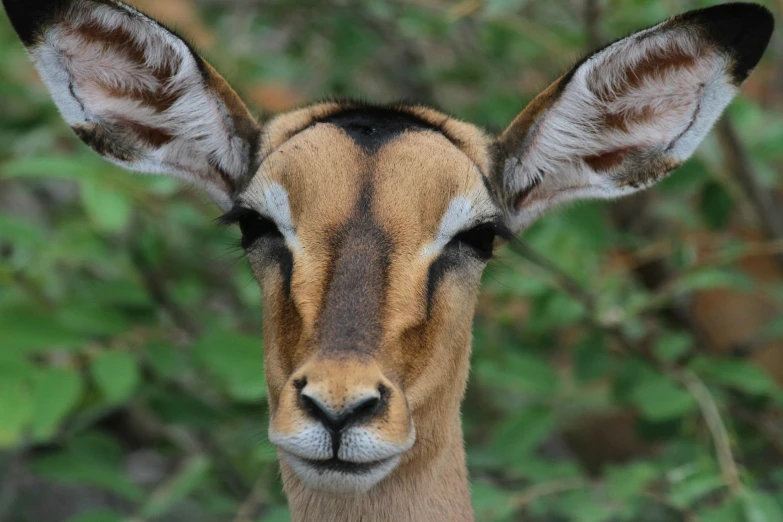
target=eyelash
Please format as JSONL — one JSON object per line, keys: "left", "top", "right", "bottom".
{"left": 447, "top": 223, "right": 501, "bottom": 261}
{"left": 219, "top": 208, "right": 282, "bottom": 249}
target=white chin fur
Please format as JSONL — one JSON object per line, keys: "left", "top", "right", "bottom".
{"left": 282, "top": 451, "right": 401, "bottom": 494}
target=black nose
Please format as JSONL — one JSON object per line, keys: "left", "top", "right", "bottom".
{"left": 299, "top": 387, "right": 387, "bottom": 434}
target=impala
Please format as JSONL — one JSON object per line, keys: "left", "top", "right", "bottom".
{"left": 2, "top": 0, "right": 774, "bottom": 520}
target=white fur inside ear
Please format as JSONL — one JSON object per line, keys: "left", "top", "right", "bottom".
{"left": 504, "top": 23, "right": 739, "bottom": 232}
{"left": 26, "top": 0, "right": 252, "bottom": 204}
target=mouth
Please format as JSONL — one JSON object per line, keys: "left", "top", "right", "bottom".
{"left": 301, "top": 456, "right": 395, "bottom": 474}
{"left": 280, "top": 450, "right": 402, "bottom": 494}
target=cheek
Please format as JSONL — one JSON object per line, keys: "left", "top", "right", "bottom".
{"left": 256, "top": 263, "right": 303, "bottom": 408}
{"left": 397, "top": 268, "right": 484, "bottom": 408}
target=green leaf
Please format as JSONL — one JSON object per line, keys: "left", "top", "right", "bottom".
{"left": 606, "top": 462, "right": 659, "bottom": 501}
{"left": 573, "top": 332, "right": 613, "bottom": 382}
{"left": 472, "top": 481, "right": 514, "bottom": 521}
{"left": 654, "top": 332, "right": 693, "bottom": 363}
{"left": 2, "top": 155, "right": 106, "bottom": 181}
{"left": 0, "top": 310, "right": 83, "bottom": 354}
{"left": 67, "top": 511, "right": 125, "bottom": 522}
{"left": 80, "top": 179, "right": 132, "bottom": 233}
{"left": 193, "top": 331, "right": 266, "bottom": 402}
{"left": 691, "top": 358, "right": 778, "bottom": 397}
{"left": 674, "top": 268, "right": 754, "bottom": 294}
{"left": 146, "top": 341, "right": 188, "bottom": 379}
{"left": 260, "top": 506, "right": 293, "bottom": 522}
{"left": 490, "top": 407, "right": 555, "bottom": 468}
{"left": 91, "top": 352, "right": 140, "bottom": 404}
{"left": 630, "top": 372, "right": 697, "bottom": 422}
{"left": 700, "top": 181, "right": 734, "bottom": 230}
{"left": 31, "top": 433, "right": 142, "bottom": 501}
{"left": 0, "top": 374, "right": 33, "bottom": 448}
{"left": 31, "top": 368, "right": 83, "bottom": 441}
{"left": 670, "top": 472, "right": 724, "bottom": 508}
{"left": 743, "top": 490, "right": 783, "bottom": 522}
{"left": 477, "top": 352, "right": 559, "bottom": 397}
{"left": 698, "top": 499, "right": 743, "bottom": 522}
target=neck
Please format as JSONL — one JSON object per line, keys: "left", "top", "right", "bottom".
{"left": 281, "top": 413, "right": 473, "bottom": 522}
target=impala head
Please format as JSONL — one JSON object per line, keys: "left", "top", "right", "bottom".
{"left": 4, "top": 0, "right": 773, "bottom": 496}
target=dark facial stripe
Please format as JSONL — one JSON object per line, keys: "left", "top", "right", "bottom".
{"left": 316, "top": 185, "right": 391, "bottom": 355}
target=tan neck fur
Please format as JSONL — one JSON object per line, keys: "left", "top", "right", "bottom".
{"left": 282, "top": 412, "right": 473, "bottom": 522}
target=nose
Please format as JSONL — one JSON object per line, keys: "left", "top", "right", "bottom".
{"left": 298, "top": 382, "right": 389, "bottom": 434}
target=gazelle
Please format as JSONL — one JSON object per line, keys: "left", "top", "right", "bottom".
{"left": 3, "top": 0, "right": 774, "bottom": 520}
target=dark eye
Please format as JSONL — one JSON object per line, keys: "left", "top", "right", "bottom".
{"left": 238, "top": 212, "right": 282, "bottom": 248}
{"left": 448, "top": 223, "right": 498, "bottom": 260}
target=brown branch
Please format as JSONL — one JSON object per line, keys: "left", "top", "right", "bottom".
{"left": 129, "top": 244, "right": 201, "bottom": 340}
{"left": 0, "top": 453, "right": 23, "bottom": 522}
{"left": 674, "top": 369, "right": 744, "bottom": 497}
{"left": 715, "top": 117, "right": 783, "bottom": 269}
{"left": 584, "top": 0, "right": 602, "bottom": 48}
{"left": 233, "top": 478, "right": 269, "bottom": 522}
{"left": 510, "top": 477, "right": 587, "bottom": 510}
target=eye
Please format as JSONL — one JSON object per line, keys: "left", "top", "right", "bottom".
{"left": 238, "top": 212, "right": 282, "bottom": 249}
{"left": 447, "top": 223, "right": 498, "bottom": 260}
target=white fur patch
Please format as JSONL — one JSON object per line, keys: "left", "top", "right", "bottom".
{"left": 421, "top": 196, "right": 474, "bottom": 258}
{"left": 270, "top": 421, "right": 414, "bottom": 494}
{"left": 504, "top": 22, "right": 740, "bottom": 231}
{"left": 263, "top": 183, "right": 302, "bottom": 251}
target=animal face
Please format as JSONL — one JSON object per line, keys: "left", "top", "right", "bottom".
{"left": 2, "top": 0, "right": 773, "bottom": 496}
{"left": 224, "top": 103, "right": 501, "bottom": 491}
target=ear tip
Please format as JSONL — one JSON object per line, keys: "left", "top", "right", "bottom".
{"left": 680, "top": 2, "right": 774, "bottom": 83}
{"left": 2, "top": 0, "right": 75, "bottom": 46}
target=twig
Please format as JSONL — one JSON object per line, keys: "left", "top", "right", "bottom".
{"left": 506, "top": 239, "right": 596, "bottom": 309}
{"left": 129, "top": 243, "right": 201, "bottom": 340}
{"left": 510, "top": 477, "right": 587, "bottom": 510}
{"left": 506, "top": 239, "right": 640, "bottom": 354}
{"left": 715, "top": 117, "right": 783, "bottom": 270}
{"left": 233, "top": 477, "right": 269, "bottom": 522}
{"left": 642, "top": 490, "right": 700, "bottom": 522}
{"left": 0, "top": 453, "right": 23, "bottom": 522}
{"left": 674, "top": 369, "right": 743, "bottom": 497}
{"left": 584, "top": 0, "right": 602, "bottom": 48}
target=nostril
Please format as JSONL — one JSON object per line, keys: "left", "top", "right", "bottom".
{"left": 298, "top": 387, "right": 388, "bottom": 434}
{"left": 351, "top": 396, "right": 381, "bottom": 419}
{"left": 299, "top": 392, "right": 339, "bottom": 431}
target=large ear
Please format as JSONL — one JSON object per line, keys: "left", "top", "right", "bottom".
{"left": 495, "top": 3, "right": 774, "bottom": 233}
{"left": 2, "top": 0, "right": 261, "bottom": 209}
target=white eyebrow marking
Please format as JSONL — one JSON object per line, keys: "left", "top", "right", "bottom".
{"left": 263, "top": 183, "right": 302, "bottom": 251}
{"left": 421, "top": 196, "right": 474, "bottom": 258}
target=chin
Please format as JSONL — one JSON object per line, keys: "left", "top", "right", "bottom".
{"left": 281, "top": 450, "right": 402, "bottom": 494}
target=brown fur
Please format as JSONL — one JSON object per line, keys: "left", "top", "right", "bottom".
{"left": 238, "top": 105, "right": 492, "bottom": 520}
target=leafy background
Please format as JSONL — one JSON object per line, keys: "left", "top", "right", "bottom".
{"left": 1, "top": 0, "right": 783, "bottom": 520}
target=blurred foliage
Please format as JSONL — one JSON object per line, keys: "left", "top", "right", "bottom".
{"left": 2, "top": 0, "right": 783, "bottom": 520}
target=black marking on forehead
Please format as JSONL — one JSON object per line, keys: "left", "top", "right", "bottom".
{"left": 316, "top": 183, "right": 391, "bottom": 356}
{"left": 317, "top": 107, "right": 442, "bottom": 153}
{"left": 314, "top": 104, "right": 472, "bottom": 155}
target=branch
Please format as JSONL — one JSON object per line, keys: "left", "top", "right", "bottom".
{"left": 510, "top": 477, "right": 587, "bottom": 510}
{"left": 233, "top": 478, "right": 269, "bottom": 522}
{"left": 584, "top": 0, "right": 602, "bottom": 48}
{"left": 674, "top": 369, "right": 744, "bottom": 497}
{"left": 715, "top": 117, "right": 783, "bottom": 269}
{"left": 506, "top": 240, "right": 746, "bottom": 500}
{"left": 0, "top": 453, "right": 23, "bottom": 521}
{"left": 129, "top": 243, "right": 201, "bottom": 340}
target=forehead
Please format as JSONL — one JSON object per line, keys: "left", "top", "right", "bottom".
{"left": 237, "top": 103, "right": 497, "bottom": 233}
